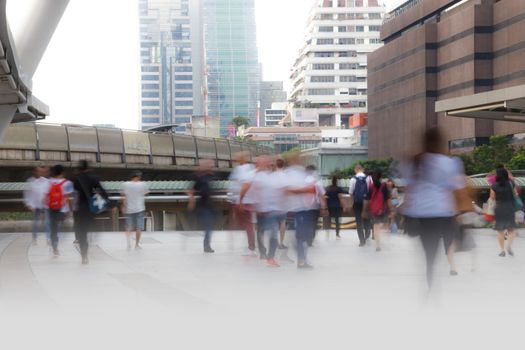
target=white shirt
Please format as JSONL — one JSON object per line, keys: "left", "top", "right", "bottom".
{"left": 122, "top": 181, "right": 148, "bottom": 214}
{"left": 229, "top": 163, "right": 256, "bottom": 204}
{"left": 24, "top": 176, "right": 50, "bottom": 210}
{"left": 306, "top": 172, "right": 326, "bottom": 209}
{"left": 47, "top": 178, "right": 74, "bottom": 213}
{"left": 401, "top": 153, "right": 464, "bottom": 218}
{"left": 284, "top": 165, "right": 313, "bottom": 212}
{"left": 248, "top": 170, "right": 287, "bottom": 213}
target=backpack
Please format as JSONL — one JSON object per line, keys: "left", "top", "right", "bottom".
{"left": 47, "top": 180, "right": 67, "bottom": 211}
{"left": 352, "top": 176, "right": 368, "bottom": 204}
{"left": 369, "top": 183, "right": 387, "bottom": 217}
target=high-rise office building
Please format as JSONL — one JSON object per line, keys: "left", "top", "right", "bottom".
{"left": 289, "top": 0, "right": 385, "bottom": 128}
{"left": 139, "top": 0, "right": 203, "bottom": 130}
{"left": 202, "top": 0, "right": 260, "bottom": 137}
{"left": 259, "top": 81, "right": 287, "bottom": 127}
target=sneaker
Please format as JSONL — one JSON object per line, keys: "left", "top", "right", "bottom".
{"left": 297, "top": 263, "right": 314, "bottom": 269}
{"left": 336, "top": 235, "right": 341, "bottom": 240}
{"left": 508, "top": 249, "right": 515, "bottom": 257}
{"left": 81, "top": 257, "right": 89, "bottom": 264}
{"left": 499, "top": 251, "right": 506, "bottom": 257}
{"left": 135, "top": 245, "right": 142, "bottom": 251}
{"left": 73, "top": 240, "right": 79, "bottom": 244}
{"left": 53, "top": 249, "right": 60, "bottom": 257}
{"left": 204, "top": 248, "right": 215, "bottom": 253}
{"left": 278, "top": 244, "right": 288, "bottom": 250}
{"left": 376, "top": 247, "right": 382, "bottom": 252}
{"left": 259, "top": 253, "right": 268, "bottom": 260}
{"left": 266, "top": 258, "right": 280, "bottom": 267}
{"left": 241, "top": 249, "right": 257, "bottom": 256}
{"left": 358, "top": 242, "right": 365, "bottom": 247}
{"left": 450, "top": 270, "right": 458, "bottom": 276}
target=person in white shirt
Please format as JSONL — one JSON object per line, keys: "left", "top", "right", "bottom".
{"left": 24, "top": 167, "right": 51, "bottom": 245}
{"left": 241, "top": 156, "right": 284, "bottom": 267}
{"left": 121, "top": 171, "right": 149, "bottom": 250}
{"left": 46, "top": 165, "right": 74, "bottom": 256}
{"left": 305, "top": 165, "right": 327, "bottom": 247}
{"left": 229, "top": 152, "right": 257, "bottom": 255}
{"left": 348, "top": 164, "right": 372, "bottom": 246}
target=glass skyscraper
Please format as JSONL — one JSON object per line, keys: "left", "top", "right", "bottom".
{"left": 202, "top": 0, "right": 260, "bottom": 137}
{"left": 139, "top": 0, "right": 201, "bottom": 130}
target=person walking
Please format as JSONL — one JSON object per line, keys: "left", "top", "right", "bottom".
{"left": 121, "top": 171, "right": 148, "bottom": 250}
{"left": 366, "top": 170, "right": 392, "bottom": 252}
{"left": 275, "top": 158, "right": 289, "bottom": 250}
{"left": 490, "top": 167, "right": 519, "bottom": 257}
{"left": 229, "top": 152, "right": 257, "bottom": 256}
{"left": 188, "top": 159, "right": 216, "bottom": 253}
{"left": 46, "top": 165, "right": 74, "bottom": 257}
{"left": 325, "top": 176, "right": 347, "bottom": 239}
{"left": 72, "top": 160, "right": 110, "bottom": 264}
{"left": 401, "top": 128, "right": 465, "bottom": 289}
{"left": 387, "top": 179, "right": 399, "bottom": 233}
{"left": 24, "top": 167, "right": 51, "bottom": 245}
{"left": 349, "top": 164, "right": 371, "bottom": 246}
{"left": 305, "top": 165, "right": 327, "bottom": 247}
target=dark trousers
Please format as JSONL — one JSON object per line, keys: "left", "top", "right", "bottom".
{"left": 307, "top": 209, "right": 320, "bottom": 246}
{"left": 74, "top": 210, "right": 92, "bottom": 259}
{"left": 256, "top": 214, "right": 267, "bottom": 257}
{"left": 295, "top": 210, "right": 313, "bottom": 264}
{"left": 49, "top": 210, "right": 64, "bottom": 251}
{"left": 234, "top": 205, "right": 255, "bottom": 250}
{"left": 198, "top": 207, "right": 215, "bottom": 250}
{"left": 353, "top": 202, "right": 371, "bottom": 243}
{"left": 328, "top": 208, "right": 342, "bottom": 235}
{"left": 413, "top": 217, "right": 456, "bottom": 288}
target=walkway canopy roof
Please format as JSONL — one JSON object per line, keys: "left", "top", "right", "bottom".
{"left": 435, "top": 84, "right": 525, "bottom": 123}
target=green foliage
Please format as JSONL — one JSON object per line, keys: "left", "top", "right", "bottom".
{"left": 337, "top": 158, "right": 395, "bottom": 178}
{"left": 0, "top": 212, "right": 32, "bottom": 221}
{"left": 508, "top": 148, "right": 525, "bottom": 170}
{"left": 467, "top": 136, "right": 514, "bottom": 174}
{"left": 231, "top": 116, "right": 250, "bottom": 129}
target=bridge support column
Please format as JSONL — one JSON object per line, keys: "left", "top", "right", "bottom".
{"left": 0, "top": 106, "right": 17, "bottom": 141}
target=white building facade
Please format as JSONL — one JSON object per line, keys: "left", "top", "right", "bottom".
{"left": 289, "top": 0, "right": 386, "bottom": 128}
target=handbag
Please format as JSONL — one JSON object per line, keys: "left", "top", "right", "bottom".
{"left": 453, "top": 187, "right": 474, "bottom": 214}
{"left": 78, "top": 173, "right": 109, "bottom": 215}
{"left": 510, "top": 183, "right": 524, "bottom": 211}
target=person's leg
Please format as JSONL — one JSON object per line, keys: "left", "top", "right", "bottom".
{"left": 256, "top": 214, "right": 267, "bottom": 258}
{"left": 334, "top": 210, "right": 341, "bottom": 237}
{"left": 73, "top": 211, "right": 81, "bottom": 243}
{"left": 135, "top": 212, "right": 144, "bottom": 248}
{"left": 373, "top": 222, "right": 382, "bottom": 251}
{"left": 497, "top": 230, "right": 505, "bottom": 254}
{"left": 279, "top": 217, "right": 287, "bottom": 248}
{"left": 266, "top": 216, "right": 279, "bottom": 261}
{"left": 201, "top": 208, "right": 214, "bottom": 251}
{"left": 307, "top": 210, "right": 319, "bottom": 247}
{"left": 444, "top": 223, "right": 458, "bottom": 274}
{"left": 44, "top": 209, "right": 51, "bottom": 242}
{"left": 297, "top": 211, "right": 312, "bottom": 266}
{"left": 77, "top": 212, "right": 90, "bottom": 263}
{"left": 49, "top": 210, "right": 60, "bottom": 253}
{"left": 507, "top": 229, "right": 515, "bottom": 255}
{"left": 364, "top": 217, "right": 372, "bottom": 241}
{"left": 419, "top": 219, "right": 441, "bottom": 288}
{"left": 31, "top": 209, "right": 40, "bottom": 242}
{"left": 353, "top": 203, "right": 365, "bottom": 245}
{"left": 241, "top": 206, "right": 256, "bottom": 251}
{"left": 125, "top": 214, "right": 133, "bottom": 249}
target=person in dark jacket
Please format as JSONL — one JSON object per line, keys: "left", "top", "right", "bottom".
{"left": 325, "top": 176, "right": 347, "bottom": 239}
{"left": 72, "top": 160, "right": 109, "bottom": 264}
{"left": 490, "top": 167, "right": 518, "bottom": 257}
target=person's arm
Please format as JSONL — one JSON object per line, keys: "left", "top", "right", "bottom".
{"left": 239, "top": 182, "right": 252, "bottom": 206}
{"left": 490, "top": 189, "right": 496, "bottom": 201}
{"left": 338, "top": 191, "right": 348, "bottom": 212}
{"left": 187, "top": 188, "right": 196, "bottom": 212}
{"left": 348, "top": 177, "right": 356, "bottom": 197}
{"left": 23, "top": 181, "right": 34, "bottom": 211}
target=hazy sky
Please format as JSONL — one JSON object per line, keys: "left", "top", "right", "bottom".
{"left": 7, "top": 0, "right": 404, "bottom": 130}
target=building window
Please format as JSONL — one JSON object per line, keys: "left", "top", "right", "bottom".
{"left": 369, "top": 25, "right": 381, "bottom": 32}
{"left": 174, "top": 75, "right": 192, "bottom": 81}
{"left": 369, "top": 38, "right": 382, "bottom": 44}
{"left": 142, "top": 84, "right": 159, "bottom": 90}
{"left": 338, "top": 26, "right": 347, "bottom": 32}
{"left": 313, "top": 63, "right": 335, "bottom": 70}
{"left": 356, "top": 26, "right": 364, "bottom": 32}
{"left": 369, "top": 13, "right": 382, "bottom": 19}
{"left": 311, "top": 76, "right": 335, "bottom": 83}
{"left": 339, "top": 63, "right": 359, "bottom": 70}
{"left": 356, "top": 38, "right": 365, "bottom": 44}
{"left": 317, "top": 38, "right": 334, "bottom": 45}
{"left": 319, "top": 26, "right": 333, "bottom": 32}
{"left": 339, "top": 75, "right": 357, "bottom": 82}
{"left": 141, "top": 75, "right": 159, "bottom": 81}
{"left": 314, "top": 52, "right": 335, "bottom": 57}
{"left": 142, "top": 92, "right": 159, "bottom": 98}
{"left": 320, "top": 13, "right": 333, "bottom": 20}
{"left": 175, "top": 92, "right": 193, "bottom": 98}
{"left": 322, "top": 0, "right": 332, "bottom": 7}
{"left": 175, "top": 101, "right": 193, "bottom": 106}
{"left": 338, "top": 51, "right": 357, "bottom": 57}
{"left": 142, "top": 117, "right": 160, "bottom": 124}
{"left": 141, "top": 66, "right": 159, "bottom": 72}
{"left": 308, "top": 89, "right": 335, "bottom": 95}
{"left": 174, "top": 66, "right": 192, "bottom": 72}
{"left": 175, "top": 84, "right": 193, "bottom": 89}
{"left": 142, "top": 101, "right": 160, "bottom": 107}
{"left": 339, "top": 38, "right": 356, "bottom": 45}
{"left": 175, "top": 109, "right": 193, "bottom": 115}
{"left": 142, "top": 109, "right": 160, "bottom": 115}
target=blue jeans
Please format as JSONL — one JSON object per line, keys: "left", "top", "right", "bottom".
{"left": 49, "top": 210, "right": 65, "bottom": 251}
{"left": 295, "top": 210, "right": 313, "bottom": 264}
{"left": 198, "top": 207, "right": 215, "bottom": 250}
{"left": 32, "top": 208, "right": 50, "bottom": 240}
{"left": 257, "top": 213, "right": 280, "bottom": 259}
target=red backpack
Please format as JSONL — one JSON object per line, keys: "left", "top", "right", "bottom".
{"left": 369, "top": 183, "right": 387, "bottom": 217}
{"left": 47, "top": 180, "right": 67, "bottom": 211}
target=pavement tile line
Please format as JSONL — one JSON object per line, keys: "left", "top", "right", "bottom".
{"left": 0, "top": 235, "right": 56, "bottom": 310}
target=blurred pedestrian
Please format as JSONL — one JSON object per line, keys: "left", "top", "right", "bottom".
{"left": 325, "top": 176, "right": 346, "bottom": 239}
{"left": 366, "top": 170, "right": 392, "bottom": 252}
{"left": 490, "top": 167, "right": 518, "bottom": 257}
{"left": 284, "top": 152, "right": 317, "bottom": 269}
{"left": 229, "top": 152, "right": 256, "bottom": 256}
{"left": 349, "top": 164, "right": 371, "bottom": 246}
{"left": 274, "top": 158, "right": 289, "bottom": 249}
{"left": 386, "top": 179, "right": 399, "bottom": 233}
{"left": 188, "top": 159, "right": 216, "bottom": 253}
{"left": 401, "top": 128, "right": 465, "bottom": 288}
{"left": 46, "top": 165, "right": 74, "bottom": 256}
{"left": 24, "top": 167, "right": 51, "bottom": 245}
{"left": 306, "top": 165, "right": 327, "bottom": 247}
{"left": 73, "top": 160, "right": 110, "bottom": 264}
{"left": 121, "top": 171, "right": 148, "bottom": 250}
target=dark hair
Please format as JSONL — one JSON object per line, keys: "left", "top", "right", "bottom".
{"left": 496, "top": 167, "right": 509, "bottom": 186}
{"left": 276, "top": 158, "right": 285, "bottom": 169}
{"left": 331, "top": 175, "right": 338, "bottom": 187}
{"left": 306, "top": 165, "right": 317, "bottom": 172}
{"left": 413, "top": 127, "right": 444, "bottom": 179}
{"left": 387, "top": 179, "right": 396, "bottom": 189}
{"left": 51, "top": 164, "right": 64, "bottom": 177}
{"left": 372, "top": 170, "right": 382, "bottom": 189}
{"left": 78, "top": 160, "right": 89, "bottom": 172}
{"left": 130, "top": 171, "right": 142, "bottom": 180}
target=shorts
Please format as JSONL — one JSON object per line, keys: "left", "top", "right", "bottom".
{"left": 126, "top": 211, "right": 145, "bottom": 231}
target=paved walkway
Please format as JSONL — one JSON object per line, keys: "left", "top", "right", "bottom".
{"left": 1, "top": 229, "right": 524, "bottom": 349}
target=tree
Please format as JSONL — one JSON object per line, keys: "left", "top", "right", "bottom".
{"left": 231, "top": 116, "right": 250, "bottom": 130}
{"left": 338, "top": 158, "right": 395, "bottom": 178}
{"left": 508, "top": 148, "right": 525, "bottom": 170}
{"left": 468, "top": 135, "right": 514, "bottom": 175}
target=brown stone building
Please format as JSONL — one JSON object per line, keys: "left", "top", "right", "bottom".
{"left": 368, "top": 0, "right": 525, "bottom": 159}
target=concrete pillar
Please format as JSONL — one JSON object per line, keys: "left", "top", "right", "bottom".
{"left": 12, "top": 0, "right": 70, "bottom": 79}
{"left": 162, "top": 211, "right": 178, "bottom": 231}
{"left": 0, "top": 106, "right": 17, "bottom": 141}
